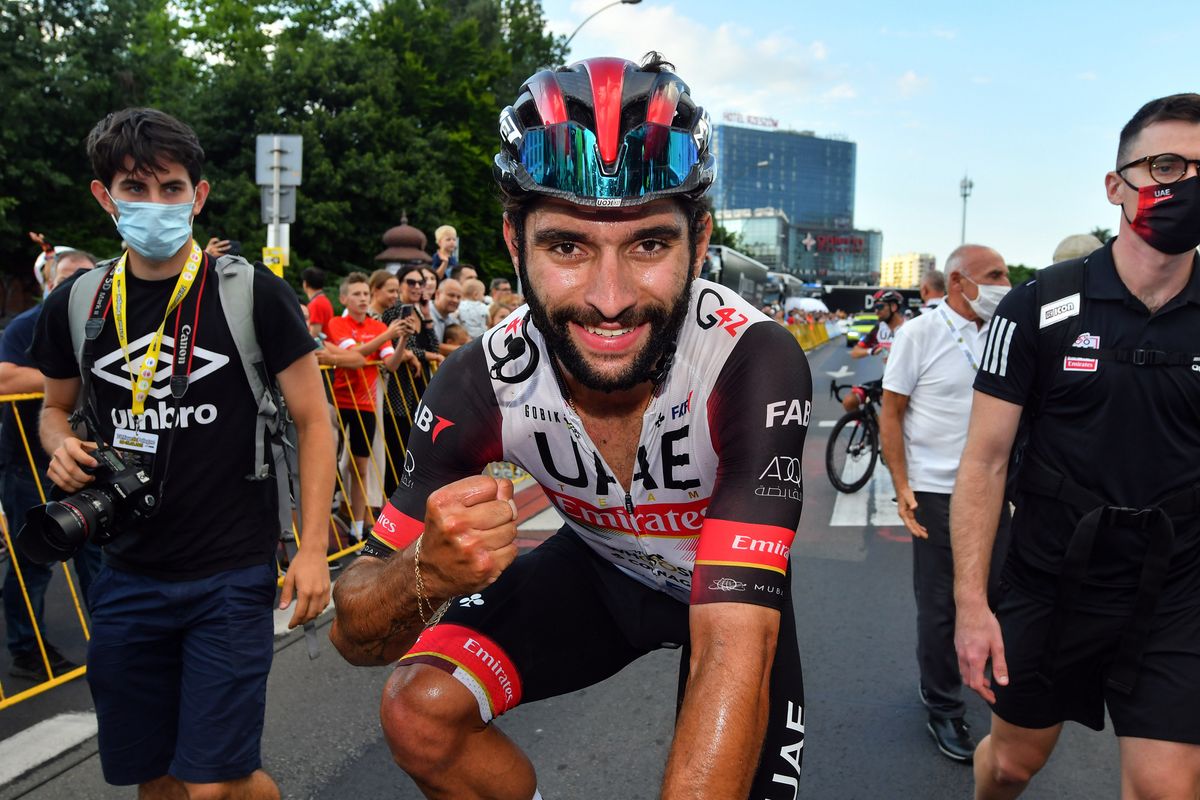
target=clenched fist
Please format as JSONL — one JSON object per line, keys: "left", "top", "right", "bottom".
{"left": 417, "top": 475, "right": 519, "bottom": 599}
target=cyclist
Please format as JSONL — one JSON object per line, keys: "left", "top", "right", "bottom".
{"left": 844, "top": 290, "right": 906, "bottom": 412}
{"left": 330, "top": 53, "right": 813, "bottom": 799}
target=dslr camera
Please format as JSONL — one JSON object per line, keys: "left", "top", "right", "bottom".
{"left": 18, "top": 444, "right": 157, "bottom": 564}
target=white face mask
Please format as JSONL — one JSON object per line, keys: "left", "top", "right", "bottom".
{"left": 962, "top": 275, "right": 1010, "bottom": 322}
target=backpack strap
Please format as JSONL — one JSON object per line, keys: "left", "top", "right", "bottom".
{"left": 66, "top": 258, "right": 119, "bottom": 433}
{"left": 214, "top": 254, "right": 301, "bottom": 535}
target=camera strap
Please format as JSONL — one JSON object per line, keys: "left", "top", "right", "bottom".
{"left": 74, "top": 255, "right": 211, "bottom": 512}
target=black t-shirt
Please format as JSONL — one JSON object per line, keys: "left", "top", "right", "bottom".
{"left": 0, "top": 304, "right": 49, "bottom": 474}
{"left": 32, "top": 254, "right": 315, "bottom": 580}
{"left": 974, "top": 240, "right": 1200, "bottom": 611}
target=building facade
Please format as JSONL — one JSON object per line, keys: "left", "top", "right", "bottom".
{"left": 718, "top": 208, "right": 882, "bottom": 285}
{"left": 880, "top": 252, "right": 937, "bottom": 288}
{"left": 712, "top": 121, "right": 856, "bottom": 229}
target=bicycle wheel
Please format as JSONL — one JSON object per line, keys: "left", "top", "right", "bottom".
{"left": 825, "top": 410, "right": 879, "bottom": 493}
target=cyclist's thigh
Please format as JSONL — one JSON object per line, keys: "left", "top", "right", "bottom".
{"left": 399, "top": 526, "right": 683, "bottom": 723}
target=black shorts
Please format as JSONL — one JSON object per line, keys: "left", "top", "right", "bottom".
{"left": 992, "top": 582, "right": 1200, "bottom": 742}
{"left": 400, "top": 527, "right": 806, "bottom": 796}
{"left": 338, "top": 407, "right": 376, "bottom": 458}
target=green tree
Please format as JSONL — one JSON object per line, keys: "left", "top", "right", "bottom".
{"left": 1008, "top": 263, "right": 1036, "bottom": 286}
{"left": 1089, "top": 226, "right": 1112, "bottom": 244}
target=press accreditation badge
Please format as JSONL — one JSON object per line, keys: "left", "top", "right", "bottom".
{"left": 112, "top": 428, "right": 160, "bottom": 467}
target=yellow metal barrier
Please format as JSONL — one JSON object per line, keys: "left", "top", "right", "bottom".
{"left": 787, "top": 321, "right": 830, "bottom": 351}
{"left": 0, "top": 393, "right": 91, "bottom": 710}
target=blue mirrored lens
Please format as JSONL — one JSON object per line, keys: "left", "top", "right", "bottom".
{"left": 519, "top": 123, "right": 699, "bottom": 200}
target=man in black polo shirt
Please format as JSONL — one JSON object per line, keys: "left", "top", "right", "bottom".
{"left": 952, "top": 93, "right": 1200, "bottom": 798}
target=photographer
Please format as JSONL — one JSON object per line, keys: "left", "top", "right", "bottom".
{"left": 29, "top": 108, "right": 334, "bottom": 799}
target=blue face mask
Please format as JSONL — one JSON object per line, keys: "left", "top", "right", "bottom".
{"left": 106, "top": 190, "right": 196, "bottom": 262}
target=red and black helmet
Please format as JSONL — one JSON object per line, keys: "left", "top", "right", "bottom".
{"left": 873, "top": 289, "right": 904, "bottom": 307}
{"left": 494, "top": 56, "right": 715, "bottom": 208}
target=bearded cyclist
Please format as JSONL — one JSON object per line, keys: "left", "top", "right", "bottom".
{"left": 330, "top": 53, "right": 813, "bottom": 799}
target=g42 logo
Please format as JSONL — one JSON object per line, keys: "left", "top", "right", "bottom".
{"left": 696, "top": 288, "right": 749, "bottom": 338}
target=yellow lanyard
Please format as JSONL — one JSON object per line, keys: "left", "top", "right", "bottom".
{"left": 112, "top": 242, "right": 203, "bottom": 415}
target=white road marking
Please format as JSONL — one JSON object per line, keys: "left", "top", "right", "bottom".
{"left": 829, "top": 468, "right": 903, "bottom": 528}
{"left": 521, "top": 506, "right": 565, "bottom": 531}
{"left": 0, "top": 711, "right": 97, "bottom": 786}
{"left": 826, "top": 365, "right": 855, "bottom": 380}
{"left": 818, "top": 420, "right": 838, "bottom": 428}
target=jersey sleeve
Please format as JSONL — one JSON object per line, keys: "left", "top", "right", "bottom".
{"left": 31, "top": 272, "right": 82, "bottom": 380}
{"left": 250, "top": 269, "right": 317, "bottom": 377}
{"left": 881, "top": 320, "right": 919, "bottom": 396}
{"left": 691, "top": 321, "right": 812, "bottom": 610}
{"left": 973, "top": 281, "right": 1038, "bottom": 406}
{"left": 360, "top": 339, "right": 504, "bottom": 559}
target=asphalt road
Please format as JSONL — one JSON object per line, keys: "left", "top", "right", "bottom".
{"left": 0, "top": 334, "right": 1121, "bottom": 799}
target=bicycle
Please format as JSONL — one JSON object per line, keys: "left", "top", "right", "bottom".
{"left": 826, "top": 379, "right": 883, "bottom": 493}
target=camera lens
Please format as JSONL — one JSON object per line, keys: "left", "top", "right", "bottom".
{"left": 16, "top": 487, "right": 117, "bottom": 564}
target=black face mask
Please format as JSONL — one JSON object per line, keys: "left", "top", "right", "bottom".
{"left": 1122, "top": 175, "right": 1200, "bottom": 255}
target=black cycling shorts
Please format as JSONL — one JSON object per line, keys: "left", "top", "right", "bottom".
{"left": 992, "top": 582, "right": 1200, "bottom": 743}
{"left": 338, "top": 407, "right": 376, "bottom": 458}
{"left": 399, "top": 527, "right": 806, "bottom": 796}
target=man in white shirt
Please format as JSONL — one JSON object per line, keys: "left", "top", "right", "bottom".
{"left": 920, "top": 269, "right": 946, "bottom": 309}
{"left": 880, "top": 244, "right": 1012, "bottom": 763}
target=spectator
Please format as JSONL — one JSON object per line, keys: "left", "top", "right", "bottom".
{"left": 429, "top": 278, "right": 463, "bottom": 352}
{"left": 880, "top": 245, "right": 1012, "bottom": 763}
{"left": 32, "top": 107, "right": 333, "bottom": 798}
{"left": 368, "top": 269, "right": 400, "bottom": 320}
{"left": 302, "top": 266, "right": 334, "bottom": 339}
{"left": 447, "top": 263, "right": 477, "bottom": 284}
{"left": 488, "top": 276, "right": 513, "bottom": 306}
{"left": 442, "top": 322, "right": 469, "bottom": 350}
{"left": 430, "top": 224, "right": 458, "bottom": 280}
{"left": 920, "top": 270, "right": 946, "bottom": 309}
{"left": 488, "top": 292, "right": 524, "bottom": 327}
{"left": 327, "top": 272, "right": 407, "bottom": 541}
{"left": 2, "top": 249, "right": 101, "bottom": 682}
{"left": 457, "top": 278, "right": 490, "bottom": 338}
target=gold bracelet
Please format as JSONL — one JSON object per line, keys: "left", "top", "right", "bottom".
{"left": 413, "top": 534, "right": 450, "bottom": 628}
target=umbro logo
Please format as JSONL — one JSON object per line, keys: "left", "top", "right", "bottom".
{"left": 91, "top": 333, "right": 231, "bottom": 399}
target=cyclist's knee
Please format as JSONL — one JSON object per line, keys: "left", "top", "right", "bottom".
{"left": 381, "top": 663, "right": 481, "bottom": 775}
{"left": 842, "top": 390, "right": 863, "bottom": 413}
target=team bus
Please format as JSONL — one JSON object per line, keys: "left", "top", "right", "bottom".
{"left": 701, "top": 245, "right": 771, "bottom": 307}
{"left": 765, "top": 271, "right": 804, "bottom": 306}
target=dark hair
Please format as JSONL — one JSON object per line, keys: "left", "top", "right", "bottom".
{"left": 87, "top": 108, "right": 205, "bottom": 188}
{"left": 301, "top": 267, "right": 326, "bottom": 289}
{"left": 1118, "top": 93, "right": 1200, "bottom": 166}
{"left": 394, "top": 264, "right": 425, "bottom": 285}
{"left": 489, "top": 276, "right": 512, "bottom": 291}
{"left": 447, "top": 263, "right": 476, "bottom": 281}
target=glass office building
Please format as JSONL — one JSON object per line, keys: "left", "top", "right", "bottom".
{"left": 718, "top": 208, "right": 881, "bottom": 284}
{"left": 712, "top": 124, "right": 856, "bottom": 229}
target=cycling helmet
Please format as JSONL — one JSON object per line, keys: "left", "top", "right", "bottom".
{"left": 873, "top": 289, "right": 904, "bottom": 307}
{"left": 494, "top": 57, "right": 715, "bottom": 208}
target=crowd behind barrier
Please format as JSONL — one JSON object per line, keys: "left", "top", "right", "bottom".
{"left": 0, "top": 321, "right": 837, "bottom": 709}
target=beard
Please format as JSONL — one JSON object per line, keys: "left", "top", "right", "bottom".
{"left": 519, "top": 256, "right": 696, "bottom": 393}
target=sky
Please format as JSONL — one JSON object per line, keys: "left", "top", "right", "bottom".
{"left": 541, "top": 0, "right": 1200, "bottom": 269}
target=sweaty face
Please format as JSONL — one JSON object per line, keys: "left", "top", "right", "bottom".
{"left": 513, "top": 199, "right": 700, "bottom": 393}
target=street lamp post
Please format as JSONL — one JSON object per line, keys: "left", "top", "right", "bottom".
{"left": 959, "top": 174, "right": 974, "bottom": 245}
{"left": 564, "top": 0, "right": 643, "bottom": 50}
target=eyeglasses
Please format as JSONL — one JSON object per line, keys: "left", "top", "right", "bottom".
{"left": 403, "top": 278, "right": 423, "bottom": 287}
{"left": 1116, "top": 152, "right": 1200, "bottom": 185}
